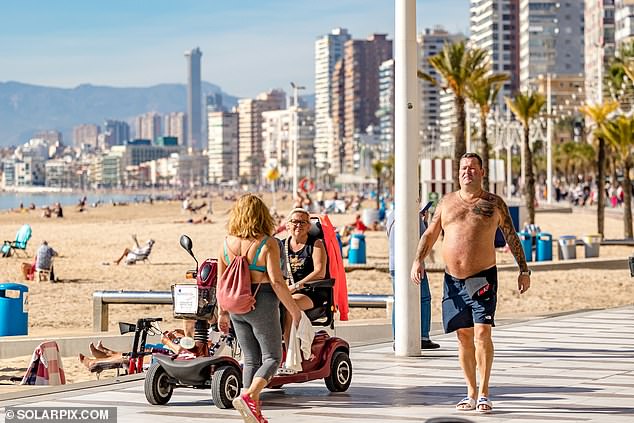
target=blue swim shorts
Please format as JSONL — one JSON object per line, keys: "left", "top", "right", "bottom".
{"left": 442, "top": 266, "right": 498, "bottom": 333}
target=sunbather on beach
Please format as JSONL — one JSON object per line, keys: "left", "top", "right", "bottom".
{"left": 114, "top": 235, "right": 155, "bottom": 265}
{"left": 79, "top": 341, "right": 127, "bottom": 369}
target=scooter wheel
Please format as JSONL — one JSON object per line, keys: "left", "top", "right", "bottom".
{"left": 211, "top": 365, "right": 242, "bottom": 409}
{"left": 324, "top": 350, "right": 352, "bottom": 392}
{"left": 145, "top": 363, "right": 173, "bottom": 405}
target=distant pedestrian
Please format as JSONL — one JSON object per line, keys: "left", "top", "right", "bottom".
{"left": 387, "top": 205, "right": 439, "bottom": 350}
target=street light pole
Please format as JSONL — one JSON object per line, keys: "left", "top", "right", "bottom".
{"left": 290, "top": 82, "right": 305, "bottom": 193}
{"left": 546, "top": 73, "right": 553, "bottom": 204}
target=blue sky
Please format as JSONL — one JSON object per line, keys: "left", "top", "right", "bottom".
{"left": 0, "top": 0, "right": 469, "bottom": 97}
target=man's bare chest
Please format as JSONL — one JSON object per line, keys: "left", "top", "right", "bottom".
{"left": 442, "top": 198, "right": 498, "bottom": 229}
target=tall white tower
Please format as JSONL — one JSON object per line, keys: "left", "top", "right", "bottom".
{"left": 185, "top": 47, "right": 202, "bottom": 150}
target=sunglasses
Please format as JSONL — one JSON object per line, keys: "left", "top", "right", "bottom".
{"left": 289, "top": 220, "right": 309, "bottom": 226}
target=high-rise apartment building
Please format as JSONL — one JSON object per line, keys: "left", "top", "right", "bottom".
{"left": 418, "top": 27, "right": 465, "bottom": 153}
{"left": 519, "top": 0, "right": 585, "bottom": 89}
{"left": 470, "top": 0, "right": 520, "bottom": 110}
{"left": 330, "top": 59, "right": 346, "bottom": 175}
{"left": 185, "top": 47, "right": 202, "bottom": 150}
{"left": 377, "top": 59, "right": 395, "bottom": 158}
{"left": 207, "top": 111, "right": 239, "bottom": 183}
{"left": 314, "top": 28, "right": 351, "bottom": 176}
{"left": 585, "top": 0, "right": 616, "bottom": 103}
{"left": 103, "top": 120, "right": 130, "bottom": 148}
{"left": 237, "top": 89, "right": 286, "bottom": 183}
{"left": 33, "top": 130, "right": 63, "bottom": 145}
{"left": 164, "top": 112, "right": 186, "bottom": 145}
{"left": 333, "top": 34, "right": 392, "bottom": 174}
{"left": 615, "top": 0, "right": 634, "bottom": 47}
{"left": 73, "top": 124, "right": 100, "bottom": 149}
{"left": 134, "top": 112, "right": 162, "bottom": 142}
{"left": 262, "top": 108, "right": 315, "bottom": 182}
{"left": 206, "top": 93, "right": 224, "bottom": 113}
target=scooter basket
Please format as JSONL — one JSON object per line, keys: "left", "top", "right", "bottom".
{"left": 171, "top": 284, "right": 216, "bottom": 320}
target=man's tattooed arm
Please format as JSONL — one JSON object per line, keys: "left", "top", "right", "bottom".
{"left": 414, "top": 198, "right": 444, "bottom": 262}
{"left": 496, "top": 196, "right": 528, "bottom": 272}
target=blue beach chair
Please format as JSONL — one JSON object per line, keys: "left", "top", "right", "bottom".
{"left": 2, "top": 224, "right": 32, "bottom": 257}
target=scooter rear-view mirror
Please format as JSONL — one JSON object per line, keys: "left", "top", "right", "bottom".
{"left": 179, "top": 234, "right": 198, "bottom": 271}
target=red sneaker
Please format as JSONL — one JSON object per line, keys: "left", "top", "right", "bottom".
{"left": 232, "top": 393, "right": 268, "bottom": 423}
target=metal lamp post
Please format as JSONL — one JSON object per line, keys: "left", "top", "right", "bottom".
{"left": 546, "top": 73, "right": 553, "bottom": 204}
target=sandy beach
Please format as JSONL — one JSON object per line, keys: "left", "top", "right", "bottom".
{"left": 1, "top": 193, "right": 633, "bottom": 385}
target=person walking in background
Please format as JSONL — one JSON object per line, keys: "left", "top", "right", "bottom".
{"left": 217, "top": 194, "right": 301, "bottom": 423}
{"left": 410, "top": 153, "right": 530, "bottom": 413}
{"left": 387, "top": 204, "right": 439, "bottom": 350}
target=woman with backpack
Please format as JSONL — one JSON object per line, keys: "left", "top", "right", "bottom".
{"left": 217, "top": 193, "right": 301, "bottom": 423}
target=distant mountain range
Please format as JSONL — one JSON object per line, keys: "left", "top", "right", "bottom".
{"left": 0, "top": 81, "right": 315, "bottom": 147}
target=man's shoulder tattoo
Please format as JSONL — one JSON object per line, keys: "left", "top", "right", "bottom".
{"left": 472, "top": 192, "right": 496, "bottom": 217}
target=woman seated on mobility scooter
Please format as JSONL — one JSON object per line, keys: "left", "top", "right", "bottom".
{"left": 279, "top": 208, "right": 328, "bottom": 350}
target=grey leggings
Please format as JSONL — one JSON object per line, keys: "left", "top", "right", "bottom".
{"left": 230, "top": 284, "right": 282, "bottom": 387}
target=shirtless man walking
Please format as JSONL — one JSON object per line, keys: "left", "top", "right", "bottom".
{"left": 410, "top": 153, "right": 531, "bottom": 413}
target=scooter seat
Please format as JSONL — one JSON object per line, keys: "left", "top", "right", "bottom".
{"left": 302, "top": 278, "right": 335, "bottom": 327}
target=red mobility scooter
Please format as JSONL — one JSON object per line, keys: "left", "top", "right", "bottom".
{"left": 266, "top": 215, "right": 352, "bottom": 392}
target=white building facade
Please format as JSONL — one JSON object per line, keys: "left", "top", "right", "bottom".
{"left": 314, "top": 28, "right": 351, "bottom": 177}
{"left": 418, "top": 27, "right": 465, "bottom": 155}
{"left": 208, "top": 111, "right": 239, "bottom": 183}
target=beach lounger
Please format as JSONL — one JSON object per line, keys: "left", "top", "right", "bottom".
{"left": 2, "top": 224, "right": 32, "bottom": 258}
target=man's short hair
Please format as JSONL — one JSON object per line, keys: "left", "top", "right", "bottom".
{"left": 461, "top": 152, "right": 483, "bottom": 168}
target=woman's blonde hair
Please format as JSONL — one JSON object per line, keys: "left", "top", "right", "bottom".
{"left": 227, "top": 194, "right": 275, "bottom": 238}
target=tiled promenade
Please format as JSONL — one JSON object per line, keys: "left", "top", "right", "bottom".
{"left": 2, "top": 306, "right": 634, "bottom": 422}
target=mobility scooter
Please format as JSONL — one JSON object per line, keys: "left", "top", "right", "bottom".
{"left": 266, "top": 215, "right": 352, "bottom": 392}
{"left": 144, "top": 235, "right": 242, "bottom": 408}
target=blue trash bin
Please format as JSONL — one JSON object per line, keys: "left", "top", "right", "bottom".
{"left": 348, "top": 233, "right": 366, "bottom": 264}
{"left": 0, "top": 283, "right": 28, "bottom": 336}
{"left": 508, "top": 206, "right": 520, "bottom": 231}
{"left": 335, "top": 233, "right": 343, "bottom": 257}
{"left": 518, "top": 231, "right": 533, "bottom": 262}
{"left": 536, "top": 232, "right": 553, "bottom": 261}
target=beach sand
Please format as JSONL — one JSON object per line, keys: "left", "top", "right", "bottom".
{"left": 1, "top": 194, "right": 633, "bottom": 385}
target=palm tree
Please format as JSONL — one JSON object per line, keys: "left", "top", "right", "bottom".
{"left": 466, "top": 73, "right": 509, "bottom": 190}
{"left": 418, "top": 41, "right": 488, "bottom": 189}
{"left": 580, "top": 101, "right": 619, "bottom": 237}
{"left": 505, "top": 91, "right": 546, "bottom": 224}
{"left": 371, "top": 160, "right": 386, "bottom": 209}
{"left": 598, "top": 115, "right": 634, "bottom": 238}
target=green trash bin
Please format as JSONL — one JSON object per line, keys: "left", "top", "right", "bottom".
{"left": 583, "top": 234, "right": 602, "bottom": 258}
{"left": 0, "top": 283, "right": 29, "bottom": 336}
